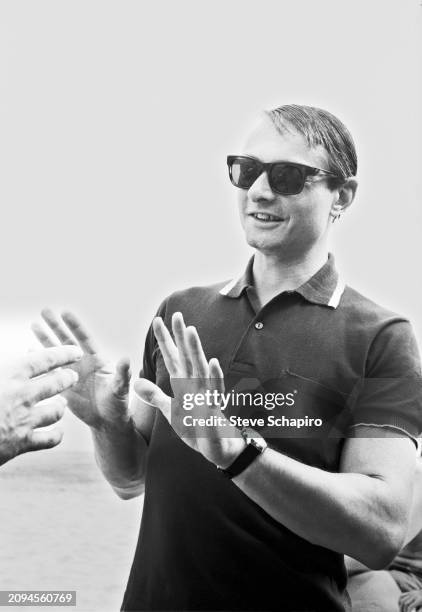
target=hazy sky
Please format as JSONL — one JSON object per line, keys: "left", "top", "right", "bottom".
{"left": 0, "top": 0, "right": 421, "bottom": 450}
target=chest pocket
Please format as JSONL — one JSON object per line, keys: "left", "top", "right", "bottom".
{"left": 225, "top": 366, "right": 351, "bottom": 472}
{"left": 281, "top": 369, "right": 352, "bottom": 429}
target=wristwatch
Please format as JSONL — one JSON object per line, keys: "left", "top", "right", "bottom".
{"left": 217, "top": 428, "right": 267, "bottom": 479}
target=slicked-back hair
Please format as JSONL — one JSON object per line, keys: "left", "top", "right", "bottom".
{"left": 265, "top": 104, "right": 357, "bottom": 189}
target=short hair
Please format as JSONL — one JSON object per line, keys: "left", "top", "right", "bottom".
{"left": 265, "top": 104, "right": 357, "bottom": 188}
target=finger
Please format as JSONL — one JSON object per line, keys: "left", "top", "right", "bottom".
{"left": 31, "top": 322, "right": 57, "bottom": 348}
{"left": 171, "top": 312, "right": 193, "bottom": 376}
{"left": 404, "top": 600, "right": 413, "bottom": 612}
{"left": 26, "top": 368, "right": 79, "bottom": 404}
{"left": 186, "top": 326, "right": 209, "bottom": 378}
{"left": 113, "top": 357, "right": 131, "bottom": 398}
{"left": 400, "top": 598, "right": 410, "bottom": 612}
{"left": 31, "top": 397, "right": 67, "bottom": 429}
{"left": 61, "top": 311, "right": 99, "bottom": 355}
{"left": 401, "top": 597, "right": 412, "bottom": 612}
{"left": 153, "top": 317, "right": 180, "bottom": 377}
{"left": 25, "top": 426, "right": 64, "bottom": 453}
{"left": 209, "top": 357, "right": 225, "bottom": 395}
{"left": 12, "top": 346, "right": 83, "bottom": 380}
{"left": 41, "top": 308, "right": 78, "bottom": 345}
{"left": 209, "top": 357, "right": 224, "bottom": 379}
{"left": 134, "top": 378, "right": 172, "bottom": 422}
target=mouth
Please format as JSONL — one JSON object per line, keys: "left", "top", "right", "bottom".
{"left": 249, "top": 212, "right": 284, "bottom": 223}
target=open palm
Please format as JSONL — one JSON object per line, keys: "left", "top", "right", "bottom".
{"left": 32, "top": 309, "right": 130, "bottom": 430}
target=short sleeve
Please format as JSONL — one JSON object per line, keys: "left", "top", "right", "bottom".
{"left": 348, "top": 319, "right": 422, "bottom": 440}
{"left": 139, "top": 298, "right": 169, "bottom": 383}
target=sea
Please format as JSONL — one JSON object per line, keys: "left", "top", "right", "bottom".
{"left": 0, "top": 450, "right": 143, "bottom": 612}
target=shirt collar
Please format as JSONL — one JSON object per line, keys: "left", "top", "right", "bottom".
{"left": 219, "top": 253, "right": 345, "bottom": 309}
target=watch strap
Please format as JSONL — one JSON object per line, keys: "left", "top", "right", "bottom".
{"left": 217, "top": 437, "right": 265, "bottom": 479}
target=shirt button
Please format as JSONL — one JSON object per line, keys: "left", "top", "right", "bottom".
{"left": 255, "top": 322, "right": 264, "bottom": 330}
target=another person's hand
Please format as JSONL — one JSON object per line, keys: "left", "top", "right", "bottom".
{"left": 134, "top": 312, "right": 244, "bottom": 468}
{"left": 32, "top": 310, "right": 131, "bottom": 433}
{"left": 399, "top": 589, "right": 422, "bottom": 612}
{"left": 0, "top": 345, "right": 82, "bottom": 465}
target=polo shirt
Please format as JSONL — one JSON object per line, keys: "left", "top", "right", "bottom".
{"left": 122, "top": 254, "right": 422, "bottom": 612}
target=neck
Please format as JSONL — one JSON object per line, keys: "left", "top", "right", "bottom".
{"left": 252, "top": 242, "right": 329, "bottom": 307}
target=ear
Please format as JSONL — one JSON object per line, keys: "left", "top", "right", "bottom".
{"left": 330, "top": 178, "right": 358, "bottom": 220}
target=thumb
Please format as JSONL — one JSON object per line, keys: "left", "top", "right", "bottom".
{"left": 133, "top": 378, "right": 171, "bottom": 421}
{"left": 112, "top": 357, "right": 131, "bottom": 398}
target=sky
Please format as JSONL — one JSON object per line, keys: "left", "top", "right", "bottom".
{"left": 0, "top": 0, "right": 421, "bottom": 450}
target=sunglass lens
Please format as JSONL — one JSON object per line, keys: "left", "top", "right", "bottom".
{"left": 270, "top": 164, "right": 305, "bottom": 195}
{"left": 230, "top": 158, "right": 261, "bottom": 189}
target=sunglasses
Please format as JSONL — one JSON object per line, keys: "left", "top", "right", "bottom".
{"left": 227, "top": 155, "right": 339, "bottom": 196}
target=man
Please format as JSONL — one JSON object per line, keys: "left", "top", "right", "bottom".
{"left": 0, "top": 345, "right": 82, "bottom": 466}
{"left": 33, "top": 105, "right": 422, "bottom": 612}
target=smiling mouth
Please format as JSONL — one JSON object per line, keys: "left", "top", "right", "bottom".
{"left": 250, "top": 212, "right": 283, "bottom": 222}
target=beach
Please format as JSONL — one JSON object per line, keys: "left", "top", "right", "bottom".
{"left": 0, "top": 450, "right": 142, "bottom": 611}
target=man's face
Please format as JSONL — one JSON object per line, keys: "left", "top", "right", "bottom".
{"left": 237, "top": 117, "right": 339, "bottom": 258}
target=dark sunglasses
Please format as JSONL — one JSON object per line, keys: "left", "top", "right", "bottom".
{"left": 227, "top": 155, "right": 339, "bottom": 196}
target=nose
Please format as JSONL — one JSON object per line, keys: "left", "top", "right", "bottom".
{"left": 248, "top": 170, "right": 276, "bottom": 203}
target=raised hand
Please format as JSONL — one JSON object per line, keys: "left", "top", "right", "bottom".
{"left": 399, "top": 589, "right": 422, "bottom": 612}
{"left": 32, "top": 309, "right": 131, "bottom": 432}
{"left": 0, "top": 345, "right": 82, "bottom": 465}
{"left": 134, "top": 311, "right": 244, "bottom": 467}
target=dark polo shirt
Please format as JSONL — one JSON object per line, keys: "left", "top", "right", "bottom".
{"left": 122, "top": 255, "right": 422, "bottom": 612}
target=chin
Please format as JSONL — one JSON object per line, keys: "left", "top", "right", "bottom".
{"left": 246, "top": 234, "right": 287, "bottom": 254}
{"left": 245, "top": 233, "right": 309, "bottom": 260}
